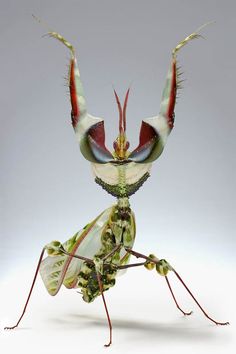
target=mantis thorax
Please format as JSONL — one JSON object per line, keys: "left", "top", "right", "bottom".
{"left": 117, "top": 197, "right": 130, "bottom": 209}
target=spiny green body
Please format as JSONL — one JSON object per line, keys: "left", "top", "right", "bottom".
{"left": 40, "top": 198, "right": 136, "bottom": 303}
{"left": 78, "top": 200, "right": 135, "bottom": 302}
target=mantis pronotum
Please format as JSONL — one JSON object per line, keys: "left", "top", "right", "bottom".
{"left": 5, "top": 24, "right": 229, "bottom": 346}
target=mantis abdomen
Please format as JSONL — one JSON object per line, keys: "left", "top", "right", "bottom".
{"left": 40, "top": 198, "right": 136, "bottom": 302}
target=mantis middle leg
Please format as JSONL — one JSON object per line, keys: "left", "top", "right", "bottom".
{"left": 116, "top": 257, "right": 192, "bottom": 316}
{"left": 123, "top": 248, "right": 229, "bottom": 326}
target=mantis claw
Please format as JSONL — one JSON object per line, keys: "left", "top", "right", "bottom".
{"left": 215, "top": 321, "right": 230, "bottom": 326}
{"left": 182, "top": 310, "right": 193, "bottom": 316}
{"left": 104, "top": 341, "right": 112, "bottom": 348}
{"left": 4, "top": 326, "right": 17, "bottom": 330}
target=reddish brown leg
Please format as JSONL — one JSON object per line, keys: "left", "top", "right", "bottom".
{"left": 125, "top": 247, "right": 229, "bottom": 326}
{"left": 102, "top": 244, "right": 121, "bottom": 262}
{"left": 165, "top": 276, "right": 192, "bottom": 316}
{"left": 116, "top": 261, "right": 146, "bottom": 270}
{"left": 96, "top": 272, "right": 112, "bottom": 347}
{"left": 116, "top": 262, "right": 192, "bottom": 316}
{"left": 173, "top": 269, "right": 229, "bottom": 325}
{"left": 56, "top": 248, "right": 113, "bottom": 345}
{"left": 4, "top": 248, "right": 46, "bottom": 330}
{"left": 60, "top": 248, "right": 94, "bottom": 265}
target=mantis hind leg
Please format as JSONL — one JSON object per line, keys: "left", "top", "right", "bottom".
{"left": 4, "top": 247, "right": 46, "bottom": 330}
{"left": 117, "top": 254, "right": 192, "bottom": 316}
{"left": 124, "top": 248, "right": 229, "bottom": 326}
{"left": 172, "top": 269, "right": 229, "bottom": 325}
{"left": 5, "top": 245, "right": 113, "bottom": 347}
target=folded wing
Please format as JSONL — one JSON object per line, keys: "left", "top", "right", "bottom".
{"left": 40, "top": 208, "right": 112, "bottom": 295}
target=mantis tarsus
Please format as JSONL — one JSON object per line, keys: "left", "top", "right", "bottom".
{"left": 5, "top": 24, "right": 229, "bottom": 346}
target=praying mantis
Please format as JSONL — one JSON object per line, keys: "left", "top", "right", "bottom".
{"left": 5, "top": 24, "right": 229, "bottom": 346}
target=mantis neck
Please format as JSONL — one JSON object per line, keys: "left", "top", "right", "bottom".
{"left": 117, "top": 197, "right": 130, "bottom": 209}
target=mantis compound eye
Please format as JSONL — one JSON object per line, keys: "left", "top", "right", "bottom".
{"left": 125, "top": 141, "right": 130, "bottom": 150}
{"left": 113, "top": 140, "right": 118, "bottom": 151}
